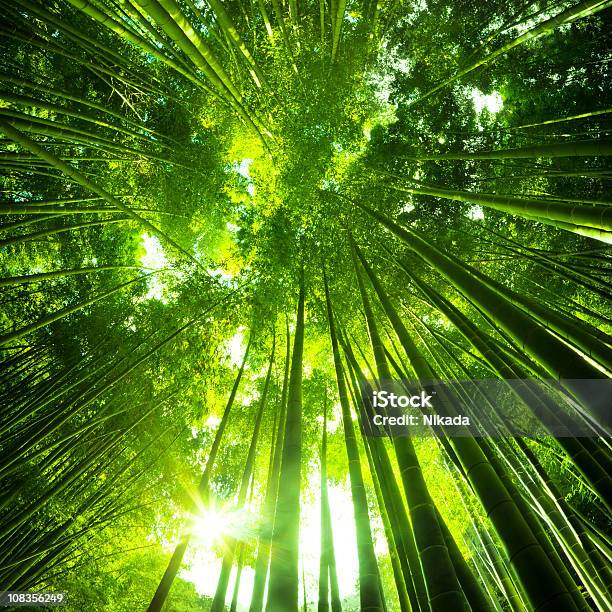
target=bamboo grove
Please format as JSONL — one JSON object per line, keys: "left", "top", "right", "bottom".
{"left": 0, "top": 0, "right": 610, "bottom": 610}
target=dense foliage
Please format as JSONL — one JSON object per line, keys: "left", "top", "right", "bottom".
{"left": 0, "top": 0, "right": 610, "bottom": 610}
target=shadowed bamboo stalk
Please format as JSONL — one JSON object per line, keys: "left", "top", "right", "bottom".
{"left": 349, "top": 197, "right": 609, "bottom": 429}
{"left": 349, "top": 236, "right": 471, "bottom": 611}
{"left": 0, "top": 273, "right": 151, "bottom": 347}
{"left": 392, "top": 259, "right": 612, "bottom": 510}
{"left": 340, "top": 331, "right": 429, "bottom": 612}
{"left": 352, "top": 240, "right": 583, "bottom": 611}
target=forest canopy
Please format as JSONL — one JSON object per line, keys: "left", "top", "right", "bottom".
{"left": 0, "top": 0, "right": 611, "bottom": 610}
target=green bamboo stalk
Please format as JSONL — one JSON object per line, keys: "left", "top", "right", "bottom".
{"left": 206, "top": 0, "right": 270, "bottom": 89}
{"left": 267, "top": 275, "right": 305, "bottom": 611}
{"left": 331, "top": 0, "right": 347, "bottom": 62}
{"left": 385, "top": 182, "right": 612, "bottom": 232}
{"left": 65, "top": 0, "right": 209, "bottom": 91}
{"left": 389, "top": 139, "right": 612, "bottom": 160}
{"left": 341, "top": 329, "right": 430, "bottom": 612}
{"left": 0, "top": 92, "right": 165, "bottom": 146}
{"left": 318, "top": 394, "right": 340, "bottom": 612}
{"left": 250, "top": 321, "right": 291, "bottom": 612}
{"left": 350, "top": 239, "right": 473, "bottom": 611}
{"left": 323, "top": 270, "right": 384, "bottom": 611}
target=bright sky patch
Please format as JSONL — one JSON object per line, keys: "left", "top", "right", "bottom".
{"left": 471, "top": 89, "right": 503, "bottom": 115}
{"left": 138, "top": 232, "right": 169, "bottom": 302}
